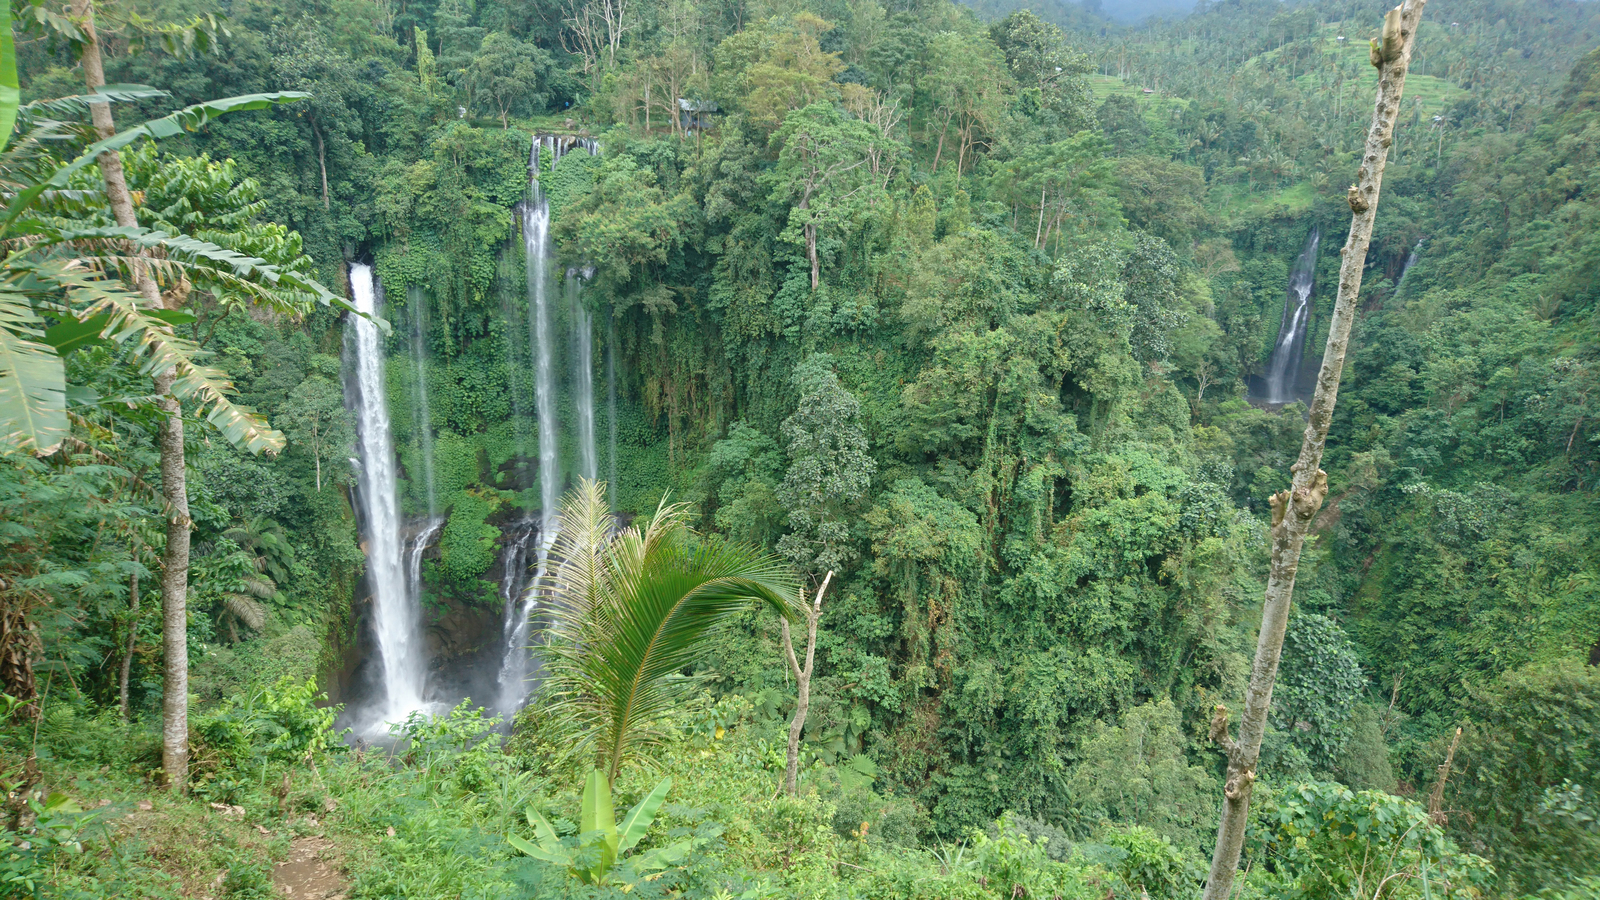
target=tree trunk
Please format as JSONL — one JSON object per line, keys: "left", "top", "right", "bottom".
{"left": 1201, "top": 4, "right": 1425, "bottom": 898}
{"left": 118, "top": 569, "right": 138, "bottom": 719}
{"left": 806, "top": 221, "right": 818, "bottom": 292}
{"left": 313, "top": 121, "right": 330, "bottom": 211}
{"left": 71, "top": 0, "right": 192, "bottom": 789}
{"left": 799, "top": 191, "right": 818, "bottom": 292}
{"left": 780, "top": 571, "right": 831, "bottom": 795}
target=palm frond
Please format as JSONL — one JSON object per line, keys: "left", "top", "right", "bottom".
{"left": 27, "top": 224, "right": 347, "bottom": 317}
{"left": 18, "top": 85, "right": 170, "bottom": 120}
{"left": 37, "top": 260, "right": 284, "bottom": 454}
{"left": 222, "top": 593, "right": 266, "bottom": 631}
{"left": 0, "top": 285, "right": 66, "bottom": 452}
{"left": 539, "top": 478, "right": 802, "bottom": 780}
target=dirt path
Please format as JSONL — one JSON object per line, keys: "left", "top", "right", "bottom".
{"left": 273, "top": 835, "right": 348, "bottom": 900}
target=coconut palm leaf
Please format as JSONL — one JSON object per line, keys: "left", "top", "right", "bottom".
{"left": 539, "top": 479, "right": 802, "bottom": 781}
{"left": 222, "top": 593, "right": 265, "bottom": 631}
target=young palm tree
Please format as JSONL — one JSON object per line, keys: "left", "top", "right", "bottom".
{"left": 537, "top": 479, "right": 802, "bottom": 782}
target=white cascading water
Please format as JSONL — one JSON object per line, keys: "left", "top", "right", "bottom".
{"left": 1263, "top": 227, "right": 1321, "bottom": 404}
{"left": 569, "top": 267, "right": 598, "bottom": 483}
{"left": 408, "top": 284, "right": 439, "bottom": 516}
{"left": 494, "top": 134, "right": 602, "bottom": 716}
{"left": 348, "top": 263, "right": 429, "bottom": 728}
{"left": 1395, "top": 238, "right": 1423, "bottom": 298}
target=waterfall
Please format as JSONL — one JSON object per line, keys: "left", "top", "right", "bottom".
{"left": 570, "top": 267, "right": 597, "bottom": 483}
{"left": 408, "top": 285, "right": 438, "bottom": 516}
{"left": 1262, "top": 228, "right": 1321, "bottom": 405}
{"left": 493, "top": 134, "right": 599, "bottom": 715}
{"left": 1395, "top": 239, "right": 1423, "bottom": 299}
{"left": 406, "top": 516, "right": 445, "bottom": 619}
{"left": 497, "top": 519, "right": 541, "bottom": 609}
{"left": 347, "top": 263, "right": 428, "bottom": 728}
{"left": 525, "top": 145, "right": 560, "bottom": 531}
{"left": 606, "top": 310, "right": 618, "bottom": 509}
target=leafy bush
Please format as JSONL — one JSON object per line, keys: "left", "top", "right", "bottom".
{"left": 1255, "top": 782, "right": 1493, "bottom": 900}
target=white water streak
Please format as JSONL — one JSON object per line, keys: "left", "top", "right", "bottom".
{"left": 349, "top": 263, "right": 429, "bottom": 726}
{"left": 1264, "top": 228, "right": 1321, "bottom": 404}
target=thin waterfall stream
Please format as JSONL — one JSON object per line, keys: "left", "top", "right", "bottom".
{"left": 570, "top": 267, "right": 598, "bottom": 484}
{"left": 1261, "top": 227, "right": 1321, "bottom": 405}
{"left": 347, "top": 263, "right": 430, "bottom": 730}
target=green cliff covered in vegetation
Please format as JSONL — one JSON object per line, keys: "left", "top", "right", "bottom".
{"left": 2, "top": 0, "right": 1598, "bottom": 895}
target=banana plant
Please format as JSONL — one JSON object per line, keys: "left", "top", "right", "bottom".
{"left": 508, "top": 770, "right": 691, "bottom": 886}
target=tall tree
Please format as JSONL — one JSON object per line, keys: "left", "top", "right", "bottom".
{"left": 1202, "top": 3, "right": 1428, "bottom": 897}
{"left": 68, "top": 0, "right": 194, "bottom": 787}
{"left": 767, "top": 104, "right": 891, "bottom": 291}
{"left": 775, "top": 356, "right": 874, "bottom": 576}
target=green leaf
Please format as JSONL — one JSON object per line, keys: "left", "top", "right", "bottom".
{"left": 580, "top": 769, "right": 618, "bottom": 881}
{"left": 506, "top": 832, "right": 573, "bottom": 867}
{"left": 20, "top": 85, "right": 170, "bottom": 120}
{"left": 0, "top": 289, "right": 66, "bottom": 452}
{"left": 43, "top": 314, "right": 111, "bottom": 354}
{"left": 524, "top": 806, "right": 562, "bottom": 847}
{"left": 616, "top": 777, "right": 671, "bottom": 854}
{"left": 145, "top": 309, "right": 197, "bottom": 327}
{"left": 36, "top": 261, "right": 284, "bottom": 455}
{"left": 0, "top": 0, "right": 18, "bottom": 156}
{"left": 625, "top": 839, "right": 694, "bottom": 876}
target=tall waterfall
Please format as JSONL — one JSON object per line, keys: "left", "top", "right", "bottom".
{"left": 348, "top": 263, "right": 428, "bottom": 727}
{"left": 570, "top": 267, "right": 597, "bottom": 483}
{"left": 408, "top": 284, "right": 438, "bottom": 515}
{"left": 494, "top": 134, "right": 599, "bottom": 715}
{"left": 1262, "top": 228, "right": 1321, "bottom": 405}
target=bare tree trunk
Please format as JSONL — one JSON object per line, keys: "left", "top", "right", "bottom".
{"left": 118, "top": 569, "right": 138, "bottom": 719}
{"left": 71, "top": 0, "right": 191, "bottom": 789}
{"left": 780, "top": 571, "right": 831, "bottom": 795}
{"left": 1427, "top": 726, "right": 1462, "bottom": 824}
{"left": 1201, "top": 5, "right": 1425, "bottom": 897}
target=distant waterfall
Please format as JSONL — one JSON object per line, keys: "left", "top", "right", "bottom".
{"left": 1263, "top": 228, "right": 1321, "bottom": 405}
{"left": 570, "top": 267, "right": 597, "bottom": 483}
{"left": 1395, "top": 239, "right": 1423, "bottom": 299}
{"left": 407, "top": 285, "right": 438, "bottom": 516}
{"left": 495, "top": 134, "right": 599, "bottom": 715}
{"left": 347, "top": 263, "right": 429, "bottom": 728}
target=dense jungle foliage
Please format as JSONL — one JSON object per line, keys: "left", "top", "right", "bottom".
{"left": 2, "top": 0, "right": 1599, "bottom": 895}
